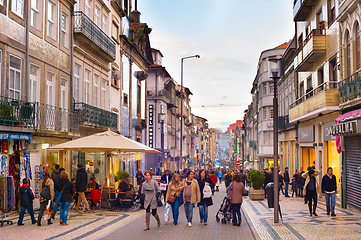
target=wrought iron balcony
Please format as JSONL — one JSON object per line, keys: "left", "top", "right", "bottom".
{"left": 147, "top": 88, "right": 170, "bottom": 101}
{"left": 0, "top": 96, "right": 35, "bottom": 128}
{"left": 73, "top": 11, "right": 116, "bottom": 60}
{"left": 339, "top": 72, "right": 361, "bottom": 106}
{"left": 74, "top": 102, "right": 117, "bottom": 129}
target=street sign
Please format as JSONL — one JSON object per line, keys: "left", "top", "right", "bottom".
{"left": 89, "top": 162, "right": 94, "bottom": 166}
{"left": 236, "top": 161, "right": 240, "bottom": 166}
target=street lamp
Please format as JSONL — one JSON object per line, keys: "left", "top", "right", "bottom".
{"left": 269, "top": 58, "right": 281, "bottom": 223}
{"left": 241, "top": 124, "right": 246, "bottom": 171}
{"left": 180, "top": 54, "right": 200, "bottom": 171}
{"left": 158, "top": 112, "right": 165, "bottom": 169}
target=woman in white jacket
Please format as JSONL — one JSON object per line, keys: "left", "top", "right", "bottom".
{"left": 141, "top": 172, "right": 161, "bottom": 231}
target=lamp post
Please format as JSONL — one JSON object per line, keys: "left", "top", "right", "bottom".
{"left": 158, "top": 112, "right": 165, "bottom": 169}
{"left": 269, "top": 58, "right": 281, "bottom": 223}
{"left": 180, "top": 54, "right": 200, "bottom": 171}
{"left": 241, "top": 125, "right": 245, "bottom": 171}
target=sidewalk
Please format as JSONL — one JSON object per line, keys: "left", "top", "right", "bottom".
{"left": 242, "top": 192, "right": 361, "bottom": 240}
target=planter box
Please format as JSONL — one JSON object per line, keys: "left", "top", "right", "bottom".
{"left": 249, "top": 188, "right": 265, "bottom": 200}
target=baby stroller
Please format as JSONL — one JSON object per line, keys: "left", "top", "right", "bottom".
{"left": 216, "top": 197, "right": 232, "bottom": 224}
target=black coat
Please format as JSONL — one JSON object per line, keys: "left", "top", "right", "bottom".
{"left": 283, "top": 171, "right": 290, "bottom": 182}
{"left": 160, "top": 174, "right": 173, "bottom": 184}
{"left": 55, "top": 178, "right": 74, "bottom": 202}
{"left": 19, "top": 184, "right": 34, "bottom": 207}
{"left": 293, "top": 173, "right": 300, "bottom": 186}
{"left": 225, "top": 174, "right": 232, "bottom": 186}
{"left": 75, "top": 168, "right": 88, "bottom": 192}
{"left": 321, "top": 174, "right": 337, "bottom": 193}
{"left": 197, "top": 177, "right": 214, "bottom": 207}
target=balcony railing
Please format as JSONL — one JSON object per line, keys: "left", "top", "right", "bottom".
{"left": 278, "top": 115, "right": 294, "bottom": 129}
{"left": 0, "top": 96, "right": 79, "bottom": 133}
{"left": 73, "top": 11, "right": 116, "bottom": 60}
{"left": 339, "top": 72, "right": 361, "bottom": 105}
{"left": 147, "top": 88, "right": 170, "bottom": 100}
{"left": 74, "top": 102, "right": 117, "bottom": 129}
{"left": 290, "top": 81, "right": 338, "bottom": 108}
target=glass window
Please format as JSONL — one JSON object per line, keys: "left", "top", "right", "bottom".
{"left": 93, "top": 74, "right": 98, "bottom": 107}
{"left": 270, "top": 84, "right": 274, "bottom": 94}
{"left": 85, "top": 0, "right": 91, "bottom": 16}
{"left": 101, "top": 79, "right": 106, "bottom": 108}
{"left": 95, "top": 5, "right": 100, "bottom": 25}
{"left": 84, "top": 69, "right": 90, "bottom": 103}
{"left": 74, "top": 65, "right": 80, "bottom": 102}
{"left": 9, "top": 55, "right": 21, "bottom": 100}
{"left": 47, "top": 1, "right": 55, "bottom": 39}
{"left": 31, "top": 0, "right": 39, "bottom": 29}
{"left": 263, "top": 83, "right": 267, "bottom": 95}
{"left": 46, "top": 72, "right": 54, "bottom": 105}
{"left": 60, "top": 79, "right": 67, "bottom": 109}
{"left": 11, "top": 0, "right": 23, "bottom": 17}
{"left": 356, "top": 23, "right": 360, "bottom": 70}
{"left": 30, "top": 65, "right": 39, "bottom": 102}
{"left": 61, "top": 13, "right": 67, "bottom": 47}
{"left": 264, "top": 108, "right": 267, "bottom": 120}
{"left": 103, "top": 14, "right": 107, "bottom": 33}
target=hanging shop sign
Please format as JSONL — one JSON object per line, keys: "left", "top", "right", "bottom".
{"left": 298, "top": 125, "right": 315, "bottom": 142}
{"left": 0, "top": 132, "right": 32, "bottom": 140}
{"left": 324, "top": 121, "right": 336, "bottom": 141}
{"left": 331, "top": 120, "right": 361, "bottom": 136}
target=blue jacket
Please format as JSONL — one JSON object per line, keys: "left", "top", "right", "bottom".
{"left": 218, "top": 172, "right": 223, "bottom": 178}
{"left": 19, "top": 184, "right": 34, "bottom": 207}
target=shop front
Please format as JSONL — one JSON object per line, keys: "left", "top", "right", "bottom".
{"left": 298, "top": 125, "right": 316, "bottom": 170}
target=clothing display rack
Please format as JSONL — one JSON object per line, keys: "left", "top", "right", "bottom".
{"left": 0, "top": 176, "right": 14, "bottom": 226}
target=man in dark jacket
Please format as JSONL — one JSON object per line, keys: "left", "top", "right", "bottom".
{"left": 263, "top": 168, "right": 271, "bottom": 197}
{"left": 322, "top": 167, "right": 337, "bottom": 216}
{"left": 160, "top": 169, "right": 172, "bottom": 201}
{"left": 283, "top": 167, "right": 290, "bottom": 197}
{"left": 293, "top": 170, "right": 300, "bottom": 197}
{"left": 74, "top": 163, "right": 90, "bottom": 212}
{"left": 136, "top": 169, "right": 144, "bottom": 186}
{"left": 51, "top": 167, "right": 65, "bottom": 219}
{"left": 225, "top": 171, "right": 232, "bottom": 188}
{"left": 18, "top": 178, "right": 37, "bottom": 225}
{"left": 51, "top": 164, "right": 61, "bottom": 180}
{"left": 239, "top": 169, "right": 247, "bottom": 186}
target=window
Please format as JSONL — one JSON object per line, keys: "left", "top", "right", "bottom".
{"left": 263, "top": 83, "right": 267, "bottom": 95}
{"left": 112, "top": 21, "right": 119, "bottom": 41}
{"left": 93, "top": 74, "right": 99, "bottom": 107}
{"left": 61, "top": 13, "right": 68, "bottom": 48}
{"left": 270, "top": 109, "right": 273, "bottom": 119}
{"left": 101, "top": 79, "right": 106, "bottom": 108}
{"left": 123, "top": 92, "right": 128, "bottom": 107}
{"left": 346, "top": 31, "right": 351, "bottom": 77}
{"left": 307, "top": 76, "right": 312, "bottom": 90}
{"left": 74, "top": 65, "right": 80, "bottom": 102}
{"left": 264, "top": 108, "right": 267, "bottom": 120}
{"left": 103, "top": 14, "right": 107, "bottom": 33}
{"left": 270, "top": 84, "right": 274, "bottom": 94}
{"left": 31, "top": 0, "right": 40, "bottom": 29}
{"left": 11, "top": 0, "right": 23, "bottom": 17}
{"left": 318, "top": 67, "right": 324, "bottom": 87}
{"left": 30, "top": 65, "right": 39, "bottom": 102}
{"left": 46, "top": 72, "right": 55, "bottom": 105}
{"left": 47, "top": 1, "right": 56, "bottom": 39}
{"left": 60, "top": 79, "right": 67, "bottom": 109}
{"left": 84, "top": 69, "right": 90, "bottom": 103}
{"left": 328, "top": 0, "right": 335, "bottom": 25}
{"left": 137, "top": 84, "right": 141, "bottom": 115}
{"left": 85, "top": 0, "right": 91, "bottom": 16}
{"left": 329, "top": 58, "right": 337, "bottom": 82}
{"left": 94, "top": 5, "right": 100, "bottom": 25}
{"left": 356, "top": 23, "right": 360, "bottom": 70}
{"left": 9, "top": 55, "right": 21, "bottom": 100}
{"left": 300, "top": 81, "right": 304, "bottom": 98}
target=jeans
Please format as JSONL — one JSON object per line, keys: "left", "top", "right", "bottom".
{"left": 284, "top": 182, "right": 289, "bottom": 197}
{"left": 299, "top": 185, "right": 304, "bottom": 197}
{"left": 199, "top": 202, "right": 208, "bottom": 223}
{"left": 168, "top": 197, "right": 180, "bottom": 221}
{"left": 184, "top": 202, "right": 193, "bottom": 223}
{"left": 18, "top": 205, "right": 36, "bottom": 224}
{"left": 60, "top": 202, "right": 71, "bottom": 224}
{"left": 75, "top": 192, "right": 90, "bottom": 210}
{"left": 325, "top": 192, "right": 336, "bottom": 214}
{"left": 219, "top": 177, "right": 222, "bottom": 183}
{"left": 52, "top": 201, "right": 61, "bottom": 214}
{"left": 231, "top": 203, "right": 242, "bottom": 223}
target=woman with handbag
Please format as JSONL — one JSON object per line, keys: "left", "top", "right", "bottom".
{"left": 183, "top": 171, "right": 200, "bottom": 227}
{"left": 226, "top": 174, "right": 246, "bottom": 226}
{"left": 165, "top": 173, "right": 184, "bottom": 225}
{"left": 141, "top": 172, "right": 161, "bottom": 231}
{"left": 55, "top": 171, "right": 74, "bottom": 225}
{"left": 37, "top": 172, "right": 54, "bottom": 226}
{"left": 197, "top": 169, "right": 214, "bottom": 225}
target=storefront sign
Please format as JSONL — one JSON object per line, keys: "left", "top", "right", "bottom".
{"left": 324, "top": 122, "right": 336, "bottom": 141}
{"left": 331, "top": 120, "right": 359, "bottom": 136}
{"left": 0, "top": 132, "right": 32, "bottom": 140}
{"left": 298, "top": 126, "right": 314, "bottom": 142}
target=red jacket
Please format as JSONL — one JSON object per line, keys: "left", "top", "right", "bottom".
{"left": 209, "top": 174, "right": 217, "bottom": 185}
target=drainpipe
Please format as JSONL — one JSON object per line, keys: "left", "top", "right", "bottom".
{"left": 25, "top": 0, "right": 30, "bottom": 101}
{"left": 70, "top": 6, "right": 74, "bottom": 108}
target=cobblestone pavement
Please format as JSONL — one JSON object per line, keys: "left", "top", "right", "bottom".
{"left": 242, "top": 191, "right": 361, "bottom": 240}
{"left": 99, "top": 184, "right": 256, "bottom": 240}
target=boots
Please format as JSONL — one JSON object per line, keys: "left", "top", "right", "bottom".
{"left": 144, "top": 213, "right": 151, "bottom": 231}
{"left": 51, "top": 212, "right": 55, "bottom": 220}
{"left": 37, "top": 216, "right": 41, "bottom": 226}
{"left": 154, "top": 213, "right": 161, "bottom": 227}
{"left": 48, "top": 219, "right": 53, "bottom": 225}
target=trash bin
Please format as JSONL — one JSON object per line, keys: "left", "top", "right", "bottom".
{"left": 266, "top": 182, "right": 274, "bottom": 208}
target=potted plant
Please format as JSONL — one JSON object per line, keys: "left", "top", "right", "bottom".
{"left": 248, "top": 170, "right": 265, "bottom": 200}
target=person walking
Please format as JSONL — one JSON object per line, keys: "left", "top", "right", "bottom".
{"left": 321, "top": 167, "right": 337, "bottom": 216}
{"left": 161, "top": 169, "right": 172, "bottom": 201}
{"left": 37, "top": 172, "right": 54, "bottom": 226}
{"left": 279, "top": 171, "right": 284, "bottom": 195}
{"left": 51, "top": 167, "right": 65, "bottom": 220}
{"left": 55, "top": 171, "right": 74, "bottom": 225}
{"left": 226, "top": 174, "right": 246, "bottom": 226}
{"left": 18, "top": 178, "right": 37, "bottom": 225}
{"left": 292, "top": 170, "right": 300, "bottom": 197}
{"left": 283, "top": 167, "right": 290, "bottom": 197}
{"left": 165, "top": 173, "right": 184, "bottom": 225}
{"left": 197, "top": 170, "right": 214, "bottom": 225}
{"left": 302, "top": 167, "right": 321, "bottom": 216}
{"left": 291, "top": 178, "right": 298, "bottom": 197}
{"left": 136, "top": 169, "right": 144, "bottom": 187}
{"left": 225, "top": 171, "right": 232, "bottom": 188}
{"left": 51, "top": 164, "right": 61, "bottom": 180}
{"left": 183, "top": 171, "right": 200, "bottom": 227}
{"left": 74, "top": 163, "right": 90, "bottom": 212}
{"left": 217, "top": 170, "right": 223, "bottom": 183}
{"left": 208, "top": 171, "right": 217, "bottom": 195}
{"left": 141, "top": 172, "right": 161, "bottom": 231}
{"left": 299, "top": 167, "right": 305, "bottom": 197}
{"left": 263, "top": 169, "right": 271, "bottom": 197}
{"left": 239, "top": 169, "right": 247, "bottom": 186}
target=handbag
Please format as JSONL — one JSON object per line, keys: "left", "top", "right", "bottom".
{"left": 157, "top": 197, "right": 163, "bottom": 207}
{"left": 226, "top": 182, "right": 234, "bottom": 199}
{"left": 168, "top": 194, "right": 176, "bottom": 203}
{"left": 40, "top": 184, "right": 51, "bottom": 200}
{"left": 54, "top": 185, "right": 66, "bottom": 203}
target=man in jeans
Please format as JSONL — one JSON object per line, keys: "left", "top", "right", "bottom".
{"left": 74, "top": 163, "right": 90, "bottom": 212}
{"left": 321, "top": 167, "right": 337, "bottom": 216}
{"left": 283, "top": 167, "right": 290, "bottom": 197}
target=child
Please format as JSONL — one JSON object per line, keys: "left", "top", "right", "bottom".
{"left": 291, "top": 177, "right": 298, "bottom": 197}
{"left": 18, "top": 178, "right": 37, "bottom": 225}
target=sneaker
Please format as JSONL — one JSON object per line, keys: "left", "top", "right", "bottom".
{"left": 327, "top": 212, "right": 330, "bottom": 215}
{"left": 187, "top": 222, "right": 192, "bottom": 227}
{"left": 174, "top": 221, "right": 178, "bottom": 225}
{"left": 313, "top": 212, "right": 318, "bottom": 216}
{"left": 204, "top": 222, "right": 207, "bottom": 225}
{"left": 331, "top": 213, "right": 336, "bottom": 217}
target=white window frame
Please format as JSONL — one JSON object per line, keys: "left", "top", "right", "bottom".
{"left": 61, "top": 12, "right": 68, "bottom": 48}
{"left": 101, "top": 79, "right": 106, "bottom": 108}
{"left": 60, "top": 78, "right": 67, "bottom": 109}
{"left": 85, "top": 0, "right": 91, "bottom": 16}
{"left": 30, "top": 64, "right": 40, "bottom": 102}
{"left": 263, "top": 82, "right": 267, "bottom": 95}
{"left": 74, "top": 65, "right": 80, "bottom": 102}
{"left": 84, "top": 69, "right": 90, "bottom": 104}
{"left": 31, "top": 0, "right": 39, "bottom": 29}
{"left": 93, "top": 74, "right": 99, "bottom": 107}
{"left": 103, "top": 13, "right": 108, "bottom": 33}
{"left": 46, "top": 71, "right": 55, "bottom": 106}
{"left": 11, "top": 0, "right": 23, "bottom": 17}
{"left": 9, "top": 55, "right": 21, "bottom": 100}
{"left": 47, "top": 1, "right": 55, "bottom": 39}
{"left": 94, "top": 5, "right": 100, "bottom": 26}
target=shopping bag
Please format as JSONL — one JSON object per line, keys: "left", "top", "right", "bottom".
{"left": 203, "top": 185, "right": 212, "bottom": 198}
{"left": 159, "top": 183, "right": 167, "bottom": 191}
{"left": 44, "top": 201, "right": 52, "bottom": 221}
{"left": 164, "top": 203, "right": 171, "bottom": 222}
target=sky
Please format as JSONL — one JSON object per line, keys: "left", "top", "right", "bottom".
{"left": 137, "top": 0, "right": 294, "bottom": 132}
